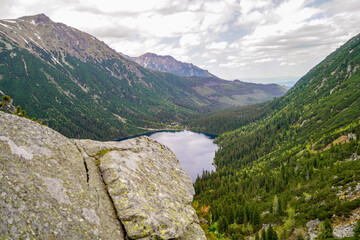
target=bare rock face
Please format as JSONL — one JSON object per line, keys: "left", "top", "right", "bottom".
{"left": 133, "top": 52, "right": 217, "bottom": 78}
{"left": 0, "top": 111, "right": 205, "bottom": 239}
{"left": 76, "top": 138, "right": 204, "bottom": 239}
{"left": 333, "top": 223, "right": 355, "bottom": 239}
{"left": 0, "top": 111, "right": 124, "bottom": 239}
{"left": 306, "top": 219, "right": 321, "bottom": 240}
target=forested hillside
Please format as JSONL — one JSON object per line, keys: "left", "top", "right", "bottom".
{"left": 193, "top": 34, "right": 360, "bottom": 239}
{"left": 184, "top": 103, "right": 273, "bottom": 135}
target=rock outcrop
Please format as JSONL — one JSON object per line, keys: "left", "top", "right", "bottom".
{"left": 306, "top": 219, "right": 321, "bottom": 240}
{"left": 333, "top": 223, "right": 355, "bottom": 239}
{"left": 0, "top": 111, "right": 205, "bottom": 239}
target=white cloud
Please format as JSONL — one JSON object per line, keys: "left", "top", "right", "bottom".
{"left": 254, "top": 58, "right": 275, "bottom": 63}
{"left": 227, "top": 56, "right": 238, "bottom": 60}
{"left": 180, "top": 33, "right": 201, "bottom": 47}
{"left": 236, "top": 10, "right": 263, "bottom": 28}
{"left": 240, "top": 0, "right": 270, "bottom": 14}
{"left": 219, "top": 61, "right": 246, "bottom": 68}
{"left": 206, "top": 41, "right": 228, "bottom": 50}
{"left": 1, "top": 0, "right": 360, "bottom": 82}
{"left": 80, "top": 0, "right": 170, "bottom": 13}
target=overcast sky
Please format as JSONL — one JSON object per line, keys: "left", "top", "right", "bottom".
{"left": 1, "top": 0, "right": 360, "bottom": 83}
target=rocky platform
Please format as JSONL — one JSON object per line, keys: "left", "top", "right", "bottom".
{"left": 0, "top": 111, "right": 205, "bottom": 239}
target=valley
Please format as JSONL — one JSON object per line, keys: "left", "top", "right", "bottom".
{"left": 0, "top": 14, "right": 286, "bottom": 140}
{"left": 0, "top": 12, "right": 359, "bottom": 240}
{"left": 190, "top": 33, "right": 360, "bottom": 239}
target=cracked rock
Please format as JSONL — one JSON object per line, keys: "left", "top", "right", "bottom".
{"left": 0, "top": 111, "right": 205, "bottom": 239}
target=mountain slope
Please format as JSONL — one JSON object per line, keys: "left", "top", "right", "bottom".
{"left": 0, "top": 14, "right": 285, "bottom": 140}
{"left": 193, "top": 34, "right": 360, "bottom": 239}
{"left": 187, "top": 76, "right": 287, "bottom": 108}
{"left": 0, "top": 14, "right": 206, "bottom": 139}
{"left": 133, "top": 52, "right": 217, "bottom": 78}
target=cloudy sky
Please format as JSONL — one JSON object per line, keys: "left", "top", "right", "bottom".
{"left": 1, "top": 0, "right": 360, "bottom": 83}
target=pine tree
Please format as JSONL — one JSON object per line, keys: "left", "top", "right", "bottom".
{"left": 0, "top": 95, "right": 11, "bottom": 110}
{"left": 217, "top": 216, "right": 228, "bottom": 233}
{"left": 235, "top": 207, "right": 244, "bottom": 224}
{"left": 353, "top": 219, "right": 360, "bottom": 239}
{"left": 252, "top": 206, "right": 261, "bottom": 227}
{"left": 316, "top": 219, "right": 333, "bottom": 239}
{"left": 261, "top": 228, "right": 266, "bottom": 240}
{"left": 267, "top": 225, "right": 278, "bottom": 240}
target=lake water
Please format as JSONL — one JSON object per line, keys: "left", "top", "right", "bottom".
{"left": 148, "top": 130, "right": 218, "bottom": 182}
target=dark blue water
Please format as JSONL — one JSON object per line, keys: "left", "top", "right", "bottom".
{"left": 148, "top": 130, "right": 218, "bottom": 182}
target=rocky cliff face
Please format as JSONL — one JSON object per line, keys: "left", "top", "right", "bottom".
{"left": 0, "top": 14, "right": 128, "bottom": 65}
{"left": 133, "top": 52, "right": 217, "bottom": 78}
{"left": 0, "top": 111, "right": 205, "bottom": 239}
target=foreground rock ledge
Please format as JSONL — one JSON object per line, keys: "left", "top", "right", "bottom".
{"left": 0, "top": 111, "right": 206, "bottom": 240}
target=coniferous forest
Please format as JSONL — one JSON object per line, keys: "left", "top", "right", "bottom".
{"left": 190, "top": 34, "right": 360, "bottom": 239}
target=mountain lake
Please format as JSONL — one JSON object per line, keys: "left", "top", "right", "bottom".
{"left": 117, "top": 130, "right": 218, "bottom": 182}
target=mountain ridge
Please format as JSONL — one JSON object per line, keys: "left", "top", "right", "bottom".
{"left": 133, "top": 52, "right": 218, "bottom": 78}
{"left": 1, "top": 14, "right": 127, "bottom": 63}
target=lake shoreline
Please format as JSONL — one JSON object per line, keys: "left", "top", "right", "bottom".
{"left": 117, "top": 130, "right": 219, "bottom": 182}
{"left": 116, "top": 130, "right": 218, "bottom": 142}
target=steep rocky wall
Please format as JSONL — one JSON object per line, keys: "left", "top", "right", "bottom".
{"left": 0, "top": 111, "right": 205, "bottom": 239}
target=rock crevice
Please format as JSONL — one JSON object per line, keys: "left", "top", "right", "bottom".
{"left": 74, "top": 141, "right": 130, "bottom": 239}
{"left": 74, "top": 142, "right": 90, "bottom": 184}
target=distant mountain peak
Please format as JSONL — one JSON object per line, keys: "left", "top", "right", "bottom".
{"left": 0, "top": 14, "right": 130, "bottom": 65}
{"left": 133, "top": 52, "right": 218, "bottom": 78}
{"left": 19, "top": 13, "right": 50, "bottom": 22}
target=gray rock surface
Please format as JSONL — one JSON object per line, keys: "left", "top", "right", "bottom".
{"left": 0, "top": 111, "right": 205, "bottom": 239}
{"left": 333, "top": 223, "right": 355, "bottom": 239}
{"left": 306, "top": 219, "right": 321, "bottom": 240}
{"left": 76, "top": 138, "right": 205, "bottom": 240}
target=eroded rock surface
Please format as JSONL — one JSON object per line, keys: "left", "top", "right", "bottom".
{"left": 333, "top": 223, "right": 355, "bottom": 239}
{"left": 76, "top": 138, "right": 205, "bottom": 239}
{"left": 0, "top": 111, "right": 205, "bottom": 239}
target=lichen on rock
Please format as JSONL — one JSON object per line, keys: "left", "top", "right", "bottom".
{"left": 0, "top": 111, "right": 124, "bottom": 239}
{"left": 77, "top": 137, "right": 206, "bottom": 239}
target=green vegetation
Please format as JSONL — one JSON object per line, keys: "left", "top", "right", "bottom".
{"left": 0, "top": 95, "right": 42, "bottom": 124}
{"left": 193, "top": 34, "right": 360, "bottom": 239}
{"left": 96, "top": 148, "right": 110, "bottom": 157}
{"left": 188, "top": 76, "right": 286, "bottom": 107}
{"left": 14, "top": 105, "right": 27, "bottom": 118}
{"left": 0, "top": 40, "right": 195, "bottom": 139}
{"left": 354, "top": 219, "right": 360, "bottom": 239}
{"left": 316, "top": 219, "right": 333, "bottom": 240}
{"left": 0, "top": 95, "right": 10, "bottom": 110}
{"left": 184, "top": 102, "right": 273, "bottom": 135}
